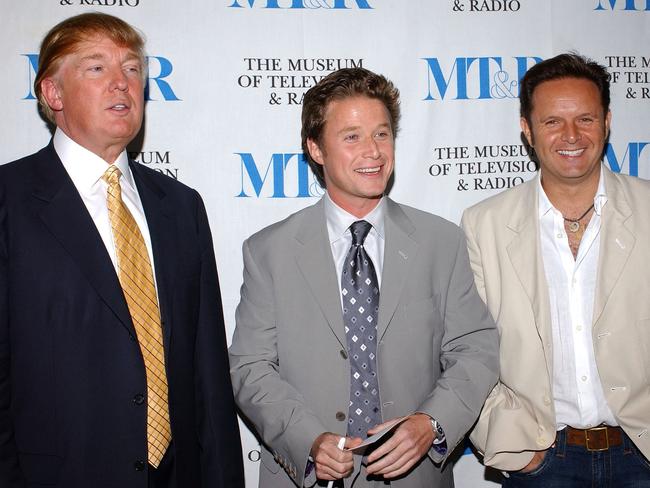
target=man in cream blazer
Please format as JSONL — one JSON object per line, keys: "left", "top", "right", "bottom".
{"left": 230, "top": 68, "right": 498, "bottom": 488}
{"left": 462, "top": 53, "right": 650, "bottom": 486}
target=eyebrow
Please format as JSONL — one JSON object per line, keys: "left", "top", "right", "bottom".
{"left": 540, "top": 110, "right": 599, "bottom": 120}
{"left": 79, "top": 53, "right": 106, "bottom": 62}
{"left": 336, "top": 122, "right": 391, "bottom": 136}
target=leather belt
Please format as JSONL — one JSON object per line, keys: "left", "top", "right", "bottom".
{"left": 565, "top": 425, "right": 623, "bottom": 451}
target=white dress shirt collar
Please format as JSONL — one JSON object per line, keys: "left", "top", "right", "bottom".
{"left": 323, "top": 192, "right": 386, "bottom": 294}
{"left": 538, "top": 165, "right": 608, "bottom": 219}
{"left": 323, "top": 193, "right": 386, "bottom": 244}
{"left": 53, "top": 128, "right": 136, "bottom": 193}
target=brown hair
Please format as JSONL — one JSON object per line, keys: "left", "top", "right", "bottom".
{"left": 35, "top": 12, "right": 145, "bottom": 122}
{"left": 520, "top": 52, "right": 610, "bottom": 127}
{"left": 301, "top": 67, "right": 400, "bottom": 188}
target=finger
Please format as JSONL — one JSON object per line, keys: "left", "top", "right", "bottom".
{"left": 380, "top": 458, "right": 417, "bottom": 479}
{"left": 370, "top": 447, "right": 417, "bottom": 476}
{"left": 366, "top": 419, "right": 393, "bottom": 435}
{"left": 344, "top": 436, "right": 364, "bottom": 449}
{"left": 366, "top": 444, "right": 405, "bottom": 474}
{"left": 315, "top": 459, "right": 354, "bottom": 480}
{"left": 366, "top": 425, "right": 409, "bottom": 463}
{"left": 366, "top": 416, "right": 406, "bottom": 435}
{"left": 316, "top": 442, "right": 353, "bottom": 463}
{"left": 365, "top": 436, "right": 397, "bottom": 464}
{"left": 314, "top": 449, "right": 354, "bottom": 467}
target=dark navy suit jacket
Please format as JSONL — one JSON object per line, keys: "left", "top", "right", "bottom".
{"left": 0, "top": 143, "right": 244, "bottom": 488}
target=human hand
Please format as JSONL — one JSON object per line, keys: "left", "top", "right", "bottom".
{"left": 519, "top": 450, "right": 547, "bottom": 473}
{"left": 310, "top": 432, "right": 363, "bottom": 480}
{"left": 365, "top": 414, "right": 434, "bottom": 478}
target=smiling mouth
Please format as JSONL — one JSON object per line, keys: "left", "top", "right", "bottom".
{"left": 557, "top": 149, "right": 585, "bottom": 157}
{"left": 355, "top": 166, "right": 381, "bottom": 174}
{"left": 109, "top": 103, "right": 129, "bottom": 111}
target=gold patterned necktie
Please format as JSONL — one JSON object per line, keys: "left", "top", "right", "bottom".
{"left": 103, "top": 164, "right": 171, "bottom": 467}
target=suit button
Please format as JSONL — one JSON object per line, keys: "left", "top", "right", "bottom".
{"left": 134, "top": 460, "right": 145, "bottom": 471}
{"left": 336, "top": 411, "right": 346, "bottom": 421}
{"left": 133, "top": 393, "right": 145, "bottom": 405}
{"left": 129, "top": 334, "right": 136, "bottom": 342}
{"left": 339, "top": 349, "right": 348, "bottom": 359}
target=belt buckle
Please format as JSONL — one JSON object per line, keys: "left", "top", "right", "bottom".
{"left": 585, "top": 426, "right": 609, "bottom": 452}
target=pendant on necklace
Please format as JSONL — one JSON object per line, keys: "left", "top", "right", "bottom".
{"left": 568, "top": 221, "right": 580, "bottom": 233}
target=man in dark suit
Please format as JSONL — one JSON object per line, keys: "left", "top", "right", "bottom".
{"left": 229, "top": 68, "right": 499, "bottom": 488}
{"left": 0, "top": 13, "right": 244, "bottom": 488}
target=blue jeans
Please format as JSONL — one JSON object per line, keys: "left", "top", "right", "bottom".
{"left": 502, "top": 428, "right": 650, "bottom": 487}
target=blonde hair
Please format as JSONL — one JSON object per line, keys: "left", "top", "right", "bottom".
{"left": 35, "top": 12, "right": 145, "bottom": 122}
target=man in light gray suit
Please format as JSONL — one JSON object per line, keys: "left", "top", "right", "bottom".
{"left": 230, "top": 68, "right": 498, "bottom": 488}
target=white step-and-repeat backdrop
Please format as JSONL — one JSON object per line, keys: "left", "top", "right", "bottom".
{"left": 2, "top": 1, "right": 648, "bottom": 486}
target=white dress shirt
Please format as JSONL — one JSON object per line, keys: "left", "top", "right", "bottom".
{"left": 323, "top": 193, "right": 385, "bottom": 309}
{"left": 53, "top": 129, "right": 159, "bottom": 289}
{"left": 538, "top": 168, "right": 617, "bottom": 429}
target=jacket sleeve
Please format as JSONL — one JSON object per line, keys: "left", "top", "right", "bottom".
{"left": 0, "top": 178, "right": 27, "bottom": 487}
{"left": 417, "top": 224, "right": 500, "bottom": 464}
{"left": 192, "top": 192, "right": 245, "bottom": 487}
{"left": 229, "top": 238, "right": 327, "bottom": 487}
{"left": 461, "top": 209, "right": 537, "bottom": 472}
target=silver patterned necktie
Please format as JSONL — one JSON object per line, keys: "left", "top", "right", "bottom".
{"left": 341, "top": 220, "right": 382, "bottom": 437}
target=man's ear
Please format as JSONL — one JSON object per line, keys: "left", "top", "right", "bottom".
{"left": 520, "top": 117, "right": 533, "bottom": 147}
{"left": 306, "top": 138, "right": 324, "bottom": 166}
{"left": 40, "top": 78, "right": 64, "bottom": 112}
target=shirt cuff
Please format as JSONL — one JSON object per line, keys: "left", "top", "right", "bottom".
{"left": 304, "top": 457, "right": 317, "bottom": 487}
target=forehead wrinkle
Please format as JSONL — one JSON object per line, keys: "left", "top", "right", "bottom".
{"left": 77, "top": 50, "right": 140, "bottom": 62}
{"left": 336, "top": 125, "right": 361, "bottom": 135}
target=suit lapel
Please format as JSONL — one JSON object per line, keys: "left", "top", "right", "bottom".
{"left": 295, "top": 200, "right": 347, "bottom": 348}
{"left": 377, "top": 199, "right": 417, "bottom": 341}
{"left": 130, "top": 162, "right": 174, "bottom": 347}
{"left": 505, "top": 177, "right": 554, "bottom": 369}
{"left": 593, "top": 169, "right": 634, "bottom": 327}
{"left": 32, "top": 144, "right": 135, "bottom": 336}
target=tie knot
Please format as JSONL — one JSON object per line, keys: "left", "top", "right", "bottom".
{"left": 103, "top": 165, "right": 122, "bottom": 186}
{"left": 350, "top": 220, "right": 372, "bottom": 246}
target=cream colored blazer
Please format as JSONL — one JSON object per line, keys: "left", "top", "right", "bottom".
{"left": 461, "top": 166, "right": 650, "bottom": 471}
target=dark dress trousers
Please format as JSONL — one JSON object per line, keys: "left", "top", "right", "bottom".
{"left": 0, "top": 143, "right": 245, "bottom": 488}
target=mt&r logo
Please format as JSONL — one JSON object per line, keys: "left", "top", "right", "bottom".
{"left": 236, "top": 152, "right": 322, "bottom": 198}
{"left": 423, "top": 56, "right": 542, "bottom": 100}
{"left": 228, "top": 0, "right": 373, "bottom": 8}
{"left": 605, "top": 142, "right": 650, "bottom": 176}
{"left": 595, "top": 0, "right": 650, "bottom": 10}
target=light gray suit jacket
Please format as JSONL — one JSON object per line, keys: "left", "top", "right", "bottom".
{"left": 462, "top": 166, "right": 650, "bottom": 471}
{"left": 230, "top": 197, "right": 498, "bottom": 488}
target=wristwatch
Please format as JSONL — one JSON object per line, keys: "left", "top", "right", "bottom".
{"left": 429, "top": 417, "right": 448, "bottom": 456}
